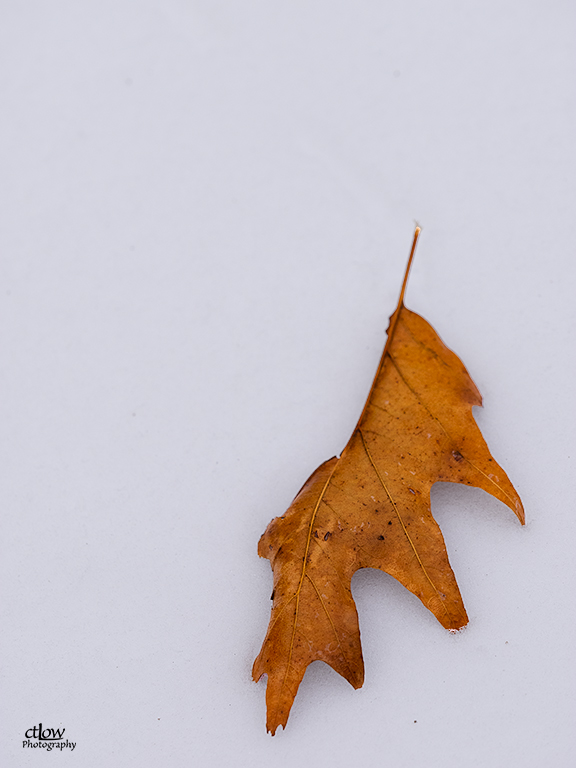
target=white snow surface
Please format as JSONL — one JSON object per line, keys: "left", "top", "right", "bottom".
{"left": 0, "top": 2, "right": 574, "bottom": 766}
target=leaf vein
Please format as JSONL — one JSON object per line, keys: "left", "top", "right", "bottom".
{"left": 358, "top": 429, "right": 451, "bottom": 621}
{"left": 388, "top": 355, "right": 517, "bottom": 507}
{"left": 282, "top": 464, "right": 338, "bottom": 690}
{"left": 306, "top": 574, "right": 355, "bottom": 678}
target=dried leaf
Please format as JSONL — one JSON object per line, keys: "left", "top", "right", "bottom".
{"left": 253, "top": 229, "right": 524, "bottom": 734}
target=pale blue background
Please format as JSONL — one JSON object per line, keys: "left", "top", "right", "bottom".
{"left": 0, "top": 1, "right": 574, "bottom": 766}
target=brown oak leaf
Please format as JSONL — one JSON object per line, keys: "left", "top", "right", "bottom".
{"left": 253, "top": 228, "right": 524, "bottom": 734}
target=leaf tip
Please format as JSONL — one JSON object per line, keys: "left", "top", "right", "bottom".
{"left": 448, "top": 622, "right": 468, "bottom": 634}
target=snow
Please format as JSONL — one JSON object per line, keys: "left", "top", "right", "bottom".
{"left": 0, "top": 1, "right": 574, "bottom": 766}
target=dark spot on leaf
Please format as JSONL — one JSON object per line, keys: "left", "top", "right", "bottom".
{"left": 377, "top": 535, "right": 385, "bottom": 540}
{"left": 452, "top": 450, "right": 463, "bottom": 462}
{"left": 324, "top": 531, "right": 331, "bottom": 541}
{"left": 388, "top": 521, "right": 392, "bottom": 525}
{"left": 270, "top": 589, "right": 275, "bottom": 601}
{"left": 314, "top": 530, "right": 319, "bottom": 538}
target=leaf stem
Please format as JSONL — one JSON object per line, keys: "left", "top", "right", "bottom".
{"left": 397, "top": 225, "right": 421, "bottom": 310}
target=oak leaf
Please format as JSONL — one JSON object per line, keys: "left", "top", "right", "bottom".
{"left": 253, "top": 229, "right": 524, "bottom": 734}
